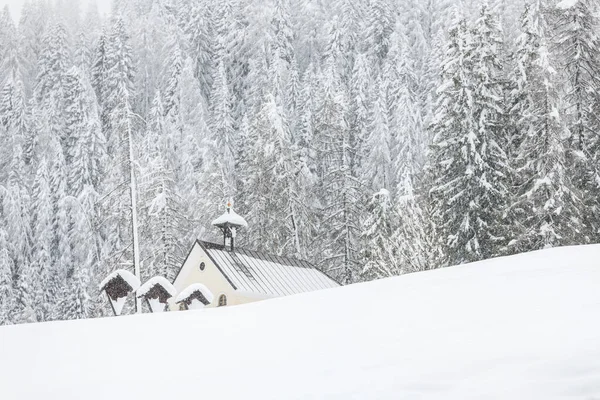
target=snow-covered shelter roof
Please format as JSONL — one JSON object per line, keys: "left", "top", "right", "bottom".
{"left": 188, "top": 240, "right": 339, "bottom": 297}
{"left": 137, "top": 277, "right": 177, "bottom": 298}
{"left": 99, "top": 269, "right": 140, "bottom": 292}
{"left": 175, "top": 283, "right": 214, "bottom": 305}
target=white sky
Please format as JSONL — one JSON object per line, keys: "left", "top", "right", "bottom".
{"left": 0, "top": 0, "right": 112, "bottom": 22}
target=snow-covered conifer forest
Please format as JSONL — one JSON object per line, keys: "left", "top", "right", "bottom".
{"left": 0, "top": 0, "right": 597, "bottom": 324}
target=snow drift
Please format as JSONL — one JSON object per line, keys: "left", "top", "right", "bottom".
{"left": 1, "top": 244, "right": 599, "bottom": 399}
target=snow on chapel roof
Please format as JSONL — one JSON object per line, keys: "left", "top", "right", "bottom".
{"left": 193, "top": 241, "right": 339, "bottom": 297}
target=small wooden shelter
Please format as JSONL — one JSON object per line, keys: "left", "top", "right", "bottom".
{"left": 136, "top": 277, "right": 177, "bottom": 313}
{"left": 99, "top": 269, "right": 141, "bottom": 316}
{"left": 175, "top": 283, "right": 215, "bottom": 310}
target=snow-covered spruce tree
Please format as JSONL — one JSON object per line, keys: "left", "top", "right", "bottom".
{"left": 210, "top": 0, "right": 247, "bottom": 120}
{"left": 64, "top": 67, "right": 107, "bottom": 196}
{"left": 16, "top": 0, "right": 51, "bottom": 98}
{"left": 15, "top": 258, "right": 36, "bottom": 324}
{"left": 162, "top": 30, "right": 184, "bottom": 119}
{"left": 295, "top": 65, "right": 317, "bottom": 168}
{"left": 130, "top": 1, "right": 170, "bottom": 118}
{"left": 91, "top": 26, "right": 109, "bottom": 115}
{"left": 509, "top": 1, "right": 584, "bottom": 252}
{"left": 385, "top": 23, "right": 427, "bottom": 180}
{"left": 55, "top": 244, "right": 93, "bottom": 322}
{"left": 322, "top": 17, "right": 346, "bottom": 80}
{"left": 34, "top": 22, "right": 70, "bottom": 106}
{"left": 139, "top": 92, "right": 185, "bottom": 281}
{"left": 30, "top": 157, "right": 56, "bottom": 321}
{"left": 102, "top": 16, "right": 135, "bottom": 152}
{"left": 314, "top": 56, "right": 361, "bottom": 284}
{"left": 551, "top": 0, "right": 600, "bottom": 242}
{"left": 242, "top": 81, "right": 311, "bottom": 258}
{"left": 73, "top": 31, "right": 93, "bottom": 73}
{"left": 179, "top": 0, "right": 213, "bottom": 100}
{"left": 0, "top": 6, "right": 13, "bottom": 74}
{"left": 1, "top": 137, "right": 31, "bottom": 299}
{"left": 97, "top": 16, "right": 137, "bottom": 291}
{"left": 365, "top": 0, "right": 394, "bottom": 64}
{"left": 170, "top": 57, "right": 217, "bottom": 241}
{"left": 209, "top": 61, "right": 236, "bottom": 196}
{"left": 349, "top": 53, "right": 371, "bottom": 176}
{"left": 0, "top": 227, "right": 15, "bottom": 325}
{"left": 336, "top": 0, "right": 366, "bottom": 69}
{"left": 362, "top": 76, "right": 392, "bottom": 192}
{"left": 428, "top": 10, "right": 510, "bottom": 267}
{"left": 49, "top": 139, "right": 71, "bottom": 308}
{"left": 394, "top": 171, "right": 440, "bottom": 273}
{"left": 360, "top": 189, "right": 401, "bottom": 281}
{"left": 0, "top": 76, "right": 29, "bottom": 186}
{"left": 271, "top": 0, "right": 296, "bottom": 66}
{"left": 0, "top": 7, "right": 22, "bottom": 85}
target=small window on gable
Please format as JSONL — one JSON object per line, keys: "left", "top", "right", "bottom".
{"left": 199, "top": 262, "right": 205, "bottom": 271}
{"left": 218, "top": 294, "right": 227, "bottom": 307}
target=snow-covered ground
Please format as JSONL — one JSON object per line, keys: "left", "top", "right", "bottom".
{"left": 1, "top": 245, "right": 599, "bottom": 399}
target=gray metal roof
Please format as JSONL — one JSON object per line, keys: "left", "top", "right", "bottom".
{"left": 199, "top": 241, "right": 339, "bottom": 297}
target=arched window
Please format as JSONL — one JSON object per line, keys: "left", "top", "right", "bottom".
{"left": 218, "top": 294, "right": 227, "bottom": 307}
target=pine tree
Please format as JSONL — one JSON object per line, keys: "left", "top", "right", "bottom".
{"left": 271, "top": 0, "right": 296, "bottom": 65}
{"left": 349, "top": 53, "right": 371, "bottom": 176}
{"left": 314, "top": 57, "right": 361, "bottom": 283}
{"left": 0, "top": 227, "right": 15, "bottom": 325}
{"left": 242, "top": 88, "right": 310, "bottom": 258}
{"left": 209, "top": 61, "right": 236, "bottom": 195}
{"left": 552, "top": 0, "right": 600, "bottom": 241}
{"left": 31, "top": 157, "right": 55, "bottom": 321}
{"left": 17, "top": 0, "right": 51, "bottom": 97}
{"left": 428, "top": 11, "right": 510, "bottom": 266}
{"left": 365, "top": 0, "right": 394, "bottom": 62}
{"left": 91, "top": 27, "right": 109, "bottom": 111}
{"left": 180, "top": 0, "right": 213, "bottom": 99}
{"left": 103, "top": 16, "right": 135, "bottom": 150}
{"left": 140, "top": 92, "right": 184, "bottom": 281}
{"left": 510, "top": 1, "right": 584, "bottom": 251}
{"left": 64, "top": 66, "right": 106, "bottom": 195}
{"left": 362, "top": 76, "right": 392, "bottom": 191}
{"left": 35, "top": 22, "right": 70, "bottom": 105}
{"left": 393, "top": 172, "right": 439, "bottom": 273}
{"left": 173, "top": 57, "right": 215, "bottom": 240}
{"left": 0, "top": 6, "right": 22, "bottom": 84}
{"left": 162, "top": 31, "right": 184, "bottom": 118}
{"left": 1, "top": 141, "right": 31, "bottom": 292}
{"left": 360, "top": 189, "right": 401, "bottom": 280}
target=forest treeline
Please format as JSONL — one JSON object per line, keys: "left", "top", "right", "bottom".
{"left": 0, "top": 0, "right": 597, "bottom": 324}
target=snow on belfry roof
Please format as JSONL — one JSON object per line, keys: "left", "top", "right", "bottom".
{"left": 197, "top": 241, "right": 339, "bottom": 297}
{"left": 175, "top": 283, "right": 215, "bottom": 304}
{"left": 211, "top": 209, "right": 248, "bottom": 227}
{"left": 136, "top": 277, "right": 177, "bottom": 298}
{"left": 99, "top": 269, "right": 141, "bottom": 292}
{"left": 556, "top": 0, "right": 578, "bottom": 9}
{"left": 211, "top": 200, "right": 248, "bottom": 227}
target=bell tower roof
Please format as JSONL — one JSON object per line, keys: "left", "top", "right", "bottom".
{"left": 211, "top": 200, "right": 248, "bottom": 228}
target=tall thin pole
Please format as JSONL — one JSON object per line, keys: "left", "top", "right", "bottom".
{"left": 127, "top": 108, "right": 142, "bottom": 314}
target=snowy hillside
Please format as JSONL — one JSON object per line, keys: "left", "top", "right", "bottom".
{"left": 1, "top": 244, "right": 599, "bottom": 399}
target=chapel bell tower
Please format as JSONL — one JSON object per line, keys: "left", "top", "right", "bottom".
{"left": 211, "top": 200, "right": 248, "bottom": 251}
